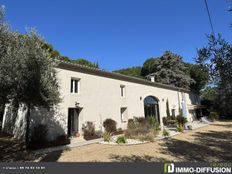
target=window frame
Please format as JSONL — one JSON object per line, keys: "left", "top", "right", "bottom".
{"left": 120, "top": 107, "right": 128, "bottom": 122}
{"left": 70, "top": 78, "right": 80, "bottom": 94}
{"left": 120, "top": 85, "right": 126, "bottom": 97}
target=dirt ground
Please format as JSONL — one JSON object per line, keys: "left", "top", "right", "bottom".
{"left": 0, "top": 121, "right": 231, "bottom": 162}
{"left": 37, "top": 121, "right": 232, "bottom": 162}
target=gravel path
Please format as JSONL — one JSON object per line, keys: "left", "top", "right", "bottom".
{"left": 36, "top": 121, "right": 232, "bottom": 162}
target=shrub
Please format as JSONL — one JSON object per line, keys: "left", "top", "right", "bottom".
{"left": 163, "top": 116, "right": 176, "bottom": 126}
{"left": 125, "top": 117, "right": 159, "bottom": 141}
{"left": 28, "top": 124, "right": 48, "bottom": 150}
{"left": 135, "top": 117, "right": 147, "bottom": 125}
{"left": 134, "top": 117, "right": 151, "bottom": 134}
{"left": 102, "top": 132, "right": 112, "bottom": 142}
{"left": 103, "top": 118, "right": 117, "bottom": 133}
{"left": 147, "top": 116, "right": 156, "bottom": 127}
{"left": 162, "top": 117, "right": 168, "bottom": 126}
{"left": 162, "top": 129, "right": 170, "bottom": 137}
{"left": 170, "top": 116, "right": 176, "bottom": 120}
{"left": 127, "top": 119, "right": 136, "bottom": 129}
{"left": 176, "top": 127, "right": 184, "bottom": 133}
{"left": 148, "top": 116, "right": 160, "bottom": 131}
{"left": 138, "top": 132, "right": 154, "bottom": 142}
{"left": 82, "top": 121, "right": 99, "bottom": 140}
{"left": 116, "top": 136, "right": 127, "bottom": 144}
{"left": 176, "top": 115, "right": 187, "bottom": 125}
{"left": 124, "top": 128, "right": 136, "bottom": 139}
{"left": 208, "top": 112, "right": 219, "bottom": 121}
{"left": 114, "top": 128, "right": 124, "bottom": 135}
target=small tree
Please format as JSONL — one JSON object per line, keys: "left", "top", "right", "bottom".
{"left": 0, "top": 8, "right": 60, "bottom": 146}
{"left": 166, "top": 99, "right": 171, "bottom": 118}
{"left": 16, "top": 31, "right": 60, "bottom": 146}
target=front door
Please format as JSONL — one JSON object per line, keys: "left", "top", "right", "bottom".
{"left": 68, "top": 108, "right": 79, "bottom": 137}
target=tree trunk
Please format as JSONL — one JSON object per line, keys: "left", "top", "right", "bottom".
{"left": 0, "top": 99, "right": 6, "bottom": 132}
{"left": 25, "top": 103, "right": 31, "bottom": 148}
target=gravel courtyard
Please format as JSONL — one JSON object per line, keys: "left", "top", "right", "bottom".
{"left": 36, "top": 121, "right": 232, "bottom": 162}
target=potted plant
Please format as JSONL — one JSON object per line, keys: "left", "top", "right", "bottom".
{"left": 176, "top": 115, "right": 187, "bottom": 129}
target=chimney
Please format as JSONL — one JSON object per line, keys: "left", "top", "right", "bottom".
{"left": 150, "top": 76, "right": 155, "bottom": 82}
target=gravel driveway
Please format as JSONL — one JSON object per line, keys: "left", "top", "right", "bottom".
{"left": 36, "top": 121, "right": 232, "bottom": 162}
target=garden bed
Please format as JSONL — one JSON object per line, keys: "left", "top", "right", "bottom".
{"left": 99, "top": 135, "right": 147, "bottom": 145}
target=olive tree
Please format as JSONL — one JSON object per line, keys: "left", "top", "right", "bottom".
{"left": 0, "top": 6, "right": 60, "bottom": 146}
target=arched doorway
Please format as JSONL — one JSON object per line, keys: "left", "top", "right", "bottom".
{"left": 144, "top": 96, "right": 160, "bottom": 123}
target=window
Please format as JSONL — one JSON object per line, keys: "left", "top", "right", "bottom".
{"left": 121, "top": 107, "right": 128, "bottom": 122}
{"left": 144, "top": 96, "right": 160, "bottom": 123}
{"left": 171, "top": 109, "right": 176, "bottom": 117}
{"left": 120, "top": 85, "right": 125, "bottom": 97}
{"left": 71, "top": 78, "right": 80, "bottom": 93}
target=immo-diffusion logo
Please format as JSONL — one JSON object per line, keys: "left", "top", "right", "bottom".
{"left": 164, "top": 163, "right": 174, "bottom": 173}
{"left": 164, "top": 163, "right": 232, "bottom": 174}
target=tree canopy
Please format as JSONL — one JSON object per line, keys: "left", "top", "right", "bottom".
{"left": 115, "top": 51, "right": 208, "bottom": 91}
{"left": 40, "top": 40, "right": 100, "bottom": 68}
{"left": 113, "top": 66, "right": 143, "bottom": 78}
{"left": 185, "top": 63, "right": 209, "bottom": 93}
{"left": 72, "top": 59, "right": 99, "bottom": 68}
{"left": 197, "top": 34, "right": 232, "bottom": 117}
{"left": 141, "top": 51, "right": 195, "bottom": 89}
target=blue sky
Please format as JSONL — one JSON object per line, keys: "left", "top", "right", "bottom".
{"left": 1, "top": 0, "right": 231, "bottom": 71}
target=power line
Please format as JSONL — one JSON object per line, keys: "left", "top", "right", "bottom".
{"left": 204, "top": 0, "right": 215, "bottom": 35}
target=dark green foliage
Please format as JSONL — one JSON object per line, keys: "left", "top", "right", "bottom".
{"left": 40, "top": 40, "right": 99, "bottom": 68}
{"left": 141, "top": 51, "right": 194, "bottom": 88}
{"left": 197, "top": 34, "right": 232, "bottom": 117}
{"left": 41, "top": 42, "right": 61, "bottom": 59}
{"left": 208, "top": 112, "right": 219, "bottom": 121}
{"left": 141, "top": 58, "right": 157, "bottom": 76}
{"left": 72, "top": 58, "right": 99, "bottom": 68}
{"left": 185, "top": 63, "right": 209, "bottom": 92}
{"left": 176, "top": 115, "right": 187, "bottom": 125}
{"left": 201, "top": 87, "right": 219, "bottom": 115}
{"left": 28, "top": 124, "right": 48, "bottom": 150}
{"left": 113, "top": 66, "right": 143, "bottom": 78}
{"left": 116, "top": 136, "right": 127, "bottom": 144}
{"left": 103, "top": 118, "right": 117, "bottom": 133}
{"left": 113, "top": 51, "right": 208, "bottom": 91}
